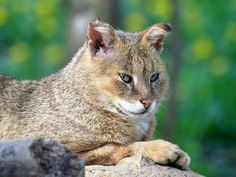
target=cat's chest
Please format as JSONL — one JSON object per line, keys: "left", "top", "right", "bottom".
{"left": 135, "top": 116, "right": 153, "bottom": 140}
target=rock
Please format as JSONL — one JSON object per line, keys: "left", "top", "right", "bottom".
{"left": 0, "top": 138, "right": 84, "bottom": 177}
{"left": 0, "top": 138, "right": 203, "bottom": 177}
{"left": 85, "top": 155, "right": 204, "bottom": 177}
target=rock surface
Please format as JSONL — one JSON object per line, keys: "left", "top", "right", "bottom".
{"left": 0, "top": 138, "right": 203, "bottom": 177}
{"left": 0, "top": 138, "right": 84, "bottom": 177}
{"left": 86, "top": 155, "right": 204, "bottom": 177}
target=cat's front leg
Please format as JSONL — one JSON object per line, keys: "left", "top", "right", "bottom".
{"left": 75, "top": 140, "right": 190, "bottom": 170}
{"left": 129, "top": 140, "right": 191, "bottom": 170}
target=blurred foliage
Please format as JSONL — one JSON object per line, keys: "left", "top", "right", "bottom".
{"left": 0, "top": 0, "right": 65, "bottom": 79}
{"left": 0, "top": 0, "right": 236, "bottom": 176}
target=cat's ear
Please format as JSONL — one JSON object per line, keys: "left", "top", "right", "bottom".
{"left": 140, "top": 23, "right": 172, "bottom": 53}
{"left": 86, "top": 20, "right": 116, "bottom": 56}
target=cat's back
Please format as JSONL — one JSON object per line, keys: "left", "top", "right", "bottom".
{"left": 0, "top": 75, "right": 39, "bottom": 116}
{"left": 0, "top": 75, "right": 13, "bottom": 91}
{"left": 1, "top": 75, "right": 26, "bottom": 101}
{"left": 0, "top": 75, "right": 19, "bottom": 102}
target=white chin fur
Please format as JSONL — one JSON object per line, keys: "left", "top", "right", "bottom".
{"left": 115, "top": 99, "right": 157, "bottom": 116}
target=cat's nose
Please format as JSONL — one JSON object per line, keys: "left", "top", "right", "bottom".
{"left": 140, "top": 99, "right": 152, "bottom": 109}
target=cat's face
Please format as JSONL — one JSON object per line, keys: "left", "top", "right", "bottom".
{"left": 83, "top": 21, "right": 171, "bottom": 118}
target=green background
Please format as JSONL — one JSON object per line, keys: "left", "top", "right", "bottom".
{"left": 0, "top": 0, "right": 235, "bottom": 176}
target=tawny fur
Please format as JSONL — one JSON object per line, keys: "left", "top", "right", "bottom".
{"left": 0, "top": 21, "right": 190, "bottom": 170}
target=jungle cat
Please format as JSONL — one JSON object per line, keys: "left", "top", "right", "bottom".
{"left": 0, "top": 20, "right": 190, "bottom": 170}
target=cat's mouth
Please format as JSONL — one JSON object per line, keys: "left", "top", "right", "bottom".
{"left": 117, "top": 104, "right": 148, "bottom": 115}
{"left": 113, "top": 99, "right": 157, "bottom": 116}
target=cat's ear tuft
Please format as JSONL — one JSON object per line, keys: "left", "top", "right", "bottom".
{"left": 86, "top": 20, "right": 116, "bottom": 56}
{"left": 141, "top": 23, "right": 172, "bottom": 53}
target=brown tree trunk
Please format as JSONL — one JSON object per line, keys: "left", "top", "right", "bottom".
{"left": 163, "top": 0, "right": 182, "bottom": 140}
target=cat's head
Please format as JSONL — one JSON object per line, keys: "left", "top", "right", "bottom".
{"left": 81, "top": 20, "right": 171, "bottom": 118}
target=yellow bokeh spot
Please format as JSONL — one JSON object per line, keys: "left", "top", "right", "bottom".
{"left": 210, "top": 56, "right": 229, "bottom": 76}
{"left": 8, "top": 43, "right": 30, "bottom": 64}
{"left": 225, "top": 22, "right": 236, "bottom": 42}
{"left": 37, "top": 17, "right": 57, "bottom": 38}
{"left": 192, "top": 37, "right": 214, "bottom": 60}
{"left": 0, "top": 7, "right": 7, "bottom": 25}
{"left": 124, "top": 12, "right": 147, "bottom": 32}
{"left": 34, "top": 0, "right": 57, "bottom": 18}
{"left": 43, "top": 44, "right": 65, "bottom": 65}
{"left": 152, "top": 0, "right": 171, "bottom": 19}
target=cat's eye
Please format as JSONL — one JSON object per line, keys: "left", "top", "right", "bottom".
{"left": 150, "top": 73, "right": 160, "bottom": 83}
{"left": 119, "top": 73, "right": 133, "bottom": 84}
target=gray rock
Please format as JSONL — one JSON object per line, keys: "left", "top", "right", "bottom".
{"left": 85, "top": 155, "right": 204, "bottom": 177}
{"left": 0, "top": 138, "right": 203, "bottom": 177}
{"left": 0, "top": 138, "right": 84, "bottom": 177}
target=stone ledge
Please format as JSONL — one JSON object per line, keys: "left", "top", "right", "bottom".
{"left": 86, "top": 155, "right": 204, "bottom": 177}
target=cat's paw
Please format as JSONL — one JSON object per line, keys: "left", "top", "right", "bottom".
{"left": 143, "top": 140, "right": 190, "bottom": 170}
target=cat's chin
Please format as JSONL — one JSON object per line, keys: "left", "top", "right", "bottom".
{"left": 111, "top": 99, "right": 158, "bottom": 118}
{"left": 117, "top": 104, "right": 147, "bottom": 115}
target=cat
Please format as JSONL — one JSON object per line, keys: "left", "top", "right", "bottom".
{"left": 0, "top": 20, "right": 190, "bottom": 169}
